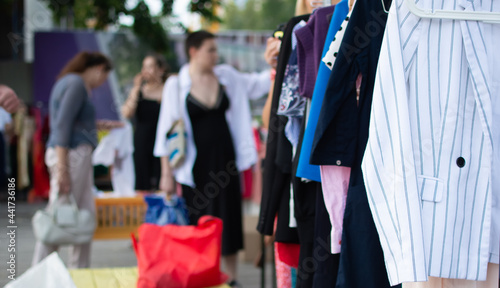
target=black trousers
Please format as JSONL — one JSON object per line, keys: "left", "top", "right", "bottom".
{"left": 335, "top": 176, "right": 400, "bottom": 288}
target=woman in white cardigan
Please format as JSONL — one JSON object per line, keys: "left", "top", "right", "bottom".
{"left": 154, "top": 30, "right": 278, "bottom": 287}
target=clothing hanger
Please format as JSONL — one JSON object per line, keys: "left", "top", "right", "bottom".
{"left": 405, "top": 0, "right": 500, "bottom": 23}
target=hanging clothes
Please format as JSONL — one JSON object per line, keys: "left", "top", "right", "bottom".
{"left": 318, "top": 8, "right": 356, "bottom": 254}
{"left": 361, "top": 0, "right": 500, "bottom": 285}
{"left": 310, "top": 0, "right": 396, "bottom": 287}
{"left": 284, "top": 9, "right": 339, "bottom": 288}
{"left": 295, "top": 0, "right": 352, "bottom": 257}
{"left": 274, "top": 215, "right": 301, "bottom": 288}
{"left": 31, "top": 108, "right": 50, "bottom": 200}
{"left": 296, "top": 6, "right": 336, "bottom": 99}
{"left": 291, "top": 114, "right": 320, "bottom": 288}
{"left": 257, "top": 14, "right": 310, "bottom": 244}
{"left": 92, "top": 122, "right": 135, "bottom": 196}
{"left": 275, "top": 242, "right": 299, "bottom": 288}
{"left": 312, "top": 183, "right": 341, "bottom": 288}
{"left": 14, "top": 108, "right": 35, "bottom": 190}
{"left": 294, "top": 3, "right": 345, "bottom": 181}
{"left": 314, "top": 7, "right": 360, "bottom": 286}
{"left": 279, "top": 20, "right": 307, "bottom": 148}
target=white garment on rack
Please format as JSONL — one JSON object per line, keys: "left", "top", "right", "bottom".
{"left": 361, "top": 0, "right": 500, "bottom": 285}
{"left": 92, "top": 122, "right": 135, "bottom": 196}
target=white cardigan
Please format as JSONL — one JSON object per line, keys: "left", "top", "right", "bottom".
{"left": 154, "top": 64, "right": 270, "bottom": 188}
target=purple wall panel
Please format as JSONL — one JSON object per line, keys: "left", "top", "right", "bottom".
{"left": 34, "top": 31, "right": 118, "bottom": 120}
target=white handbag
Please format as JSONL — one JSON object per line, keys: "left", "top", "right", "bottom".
{"left": 32, "top": 193, "right": 96, "bottom": 245}
{"left": 166, "top": 77, "right": 186, "bottom": 169}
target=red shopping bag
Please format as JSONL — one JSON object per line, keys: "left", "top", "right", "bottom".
{"left": 131, "top": 216, "right": 228, "bottom": 288}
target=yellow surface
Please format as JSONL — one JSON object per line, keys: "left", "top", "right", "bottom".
{"left": 97, "top": 130, "right": 110, "bottom": 142}
{"left": 70, "top": 267, "right": 230, "bottom": 288}
{"left": 93, "top": 196, "right": 147, "bottom": 240}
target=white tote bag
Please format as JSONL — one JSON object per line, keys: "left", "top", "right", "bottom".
{"left": 32, "top": 194, "right": 96, "bottom": 245}
{"left": 5, "top": 252, "right": 77, "bottom": 288}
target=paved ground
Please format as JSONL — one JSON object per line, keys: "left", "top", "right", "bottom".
{"left": 0, "top": 201, "right": 274, "bottom": 288}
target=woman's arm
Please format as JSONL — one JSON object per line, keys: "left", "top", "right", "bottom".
{"left": 262, "top": 80, "right": 274, "bottom": 129}
{"left": 121, "top": 74, "right": 142, "bottom": 119}
{"left": 153, "top": 76, "right": 179, "bottom": 158}
{"left": 0, "top": 84, "right": 20, "bottom": 113}
{"left": 159, "top": 156, "right": 175, "bottom": 195}
{"left": 96, "top": 120, "right": 124, "bottom": 130}
{"left": 222, "top": 38, "right": 279, "bottom": 101}
{"left": 155, "top": 75, "right": 181, "bottom": 195}
{"left": 55, "top": 146, "right": 71, "bottom": 194}
{"left": 52, "top": 77, "right": 87, "bottom": 194}
{"left": 222, "top": 65, "right": 271, "bottom": 100}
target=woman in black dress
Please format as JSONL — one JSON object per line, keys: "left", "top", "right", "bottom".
{"left": 186, "top": 83, "right": 244, "bottom": 256}
{"left": 155, "top": 31, "right": 276, "bottom": 287}
{"left": 122, "top": 54, "right": 168, "bottom": 193}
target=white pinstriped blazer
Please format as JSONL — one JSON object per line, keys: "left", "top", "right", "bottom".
{"left": 361, "top": 0, "right": 500, "bottom": 285}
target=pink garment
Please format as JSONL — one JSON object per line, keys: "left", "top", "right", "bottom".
{"left": 275, "top": 242, "right": 299, "bottom": 288}
{"left": 320, "top": 165, "right": 351, "bottom": 254}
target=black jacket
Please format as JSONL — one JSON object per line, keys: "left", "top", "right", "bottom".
{"left": 257, "top": 14, "right": 310, "bottom": 243}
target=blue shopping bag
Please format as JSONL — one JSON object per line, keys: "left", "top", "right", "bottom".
{"left": 143, "top": 194, "right": 189, "bottom": 226}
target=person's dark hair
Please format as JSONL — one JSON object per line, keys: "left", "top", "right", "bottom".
{"left": 145, "top": 53, "right": 169, "bottom": 82}
{"left": 58, "top": 51, "right": 112, "bottom": 79}
{"left": 185, "top": 30, "right": 216, "bottom": 61}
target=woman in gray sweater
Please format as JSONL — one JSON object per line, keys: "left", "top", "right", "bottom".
{"left": 32, "top": 51, "right": 116, "bottom": 268}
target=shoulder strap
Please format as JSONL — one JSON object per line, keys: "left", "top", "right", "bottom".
{"left": 175, "top": 76, "right": 183, "bottom": 122}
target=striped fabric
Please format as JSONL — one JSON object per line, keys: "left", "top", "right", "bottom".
{"left": 361, "top": 0, "right": 500, "bottom": 285}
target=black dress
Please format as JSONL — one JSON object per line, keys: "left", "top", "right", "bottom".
{"left": 134, "top": 91, "right": 161, "bottom": 190}
{"left": 181, "top": 85, "right": 244, "bottom": 256}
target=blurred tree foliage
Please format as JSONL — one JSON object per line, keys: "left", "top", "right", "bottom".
{"left": 38, "top": 0, "right": 218, "bottom": 60}
{"left": 222, "top": 0, "right": 296, "bottom": 30}
{"left": 39, "top": 0, "right": 209, "bottom": 30}
{"left": 191, "top": 0, "right": 222, "bottom": 23}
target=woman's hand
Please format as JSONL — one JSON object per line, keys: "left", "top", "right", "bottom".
{"left": 0, "top": 85, "right": 20, "bottom": 113}
{"left": 159, "top": 173, "right": 176, "bottom": 196}
{"left": 264, "top": 37, "right": 281, "bottom": 69}
{"left": 122, "top": 75, "right": 143, "bottom": 119}
{"left": 57, "top": 168, "right": 71, "bottom": 195}
{"left": 264, "top": 235, "right": 275, "bottom": 246}
{"left": 133, "top": 73, "right": 143, "bottom": 88}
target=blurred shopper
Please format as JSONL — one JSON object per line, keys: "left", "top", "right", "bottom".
{"left": 0, "top": 107, "right": 12, "bottom": 200}
{"left": 295, "top": 0, "right": 315, "bottom": 15}
{"left": 122, "top": 54, "right": 168, "bottom": 193}
{"left": 32, "top": 51, "right": 113, "bottom": 268}
{"left": 0, "top": 84, "right": 21, "bottom": 199}
{"left": 154, "top": 30, "right": 275, "bottom": 287}
{"left": 0, "top": 84, "right": 20, "bottom": 113}
{"left": 261, "top": 37, "right": 281, "bottom": 129}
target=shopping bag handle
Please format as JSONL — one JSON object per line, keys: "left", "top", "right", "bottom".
{"left": 48, "top": 192, "right": 79, "bottom": 220}
{"left": 131, "top": 233, "right": 139, "bottom": 255}
{"left": 197, "top": 215, "right": 220, "bottom": 226}
{"left": 52, "top": 191, "right": 79, "bottom": 210}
